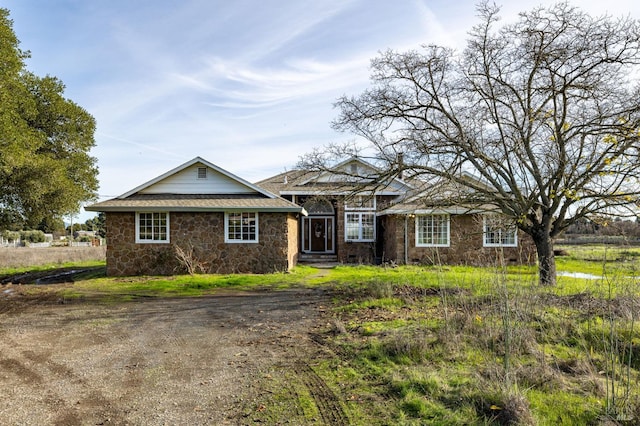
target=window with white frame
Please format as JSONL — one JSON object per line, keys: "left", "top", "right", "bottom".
{"left": 416, "top": 214, "right": 450, "bottom": 247}
{"left": 136, "top": 212, "right": 169, "bottom": 243}
{"left": 345, "top": 212, "right": 375, "bottom": 241}
{"left": 225, "top": 212, "right": 258, "bottom": 243}
{"left": 483, "top": 215, "right": 517, "bottom": 247}
{"left": 344, "top": 194, "right": 375, "bottom": 242}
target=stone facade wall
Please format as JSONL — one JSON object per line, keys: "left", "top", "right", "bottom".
{"left": 334, "top": 195, "right": 396, "bottom": 264}
{"left": 334, "top": 198, "right": 374, "bottom": 263}
{"left": 382, "top": 214, "right": 536, "bottom": 266}
{"left": 105, "top": 211, "right": 296, "bottom": 276}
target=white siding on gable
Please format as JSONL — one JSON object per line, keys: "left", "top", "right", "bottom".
{"left": 314, "top": 162, "right": 378, "bottom": 183}
{"left": 139, "top": 164, "right": 257, "bottom": 194}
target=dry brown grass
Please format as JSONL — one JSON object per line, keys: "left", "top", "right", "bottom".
{"left": 0, "top": 246, "right": 106, "bottom": 269}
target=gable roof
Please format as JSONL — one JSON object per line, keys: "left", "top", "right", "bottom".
{"left": 86, "top": 157, "right": 303, "bottom": 213}
{"left": 377, "top": 172, "right": 502, "bottom": 216}
{"left": 119, "top": 156, "right": 278, "bottom": 198}
{"left": 257, "top": 156, "right": 414, "bottom": 196}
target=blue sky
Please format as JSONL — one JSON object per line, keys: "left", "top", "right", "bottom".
{"left": 3, "top": 0, "right": 639, "bottom": 221}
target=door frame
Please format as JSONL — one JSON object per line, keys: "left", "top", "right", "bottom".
{"left": 301, "top": 215, "right": 335, "bottom": 253}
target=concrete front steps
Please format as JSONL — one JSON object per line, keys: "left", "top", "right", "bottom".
{"left": 298, "top": 253, "right": 338, "bottom": 268}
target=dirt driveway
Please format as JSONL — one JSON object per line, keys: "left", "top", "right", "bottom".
{"left": 0, "top": 287, "right": 342, "bottom": 425}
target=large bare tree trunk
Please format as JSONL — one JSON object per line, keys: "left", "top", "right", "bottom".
{"left": 532, "top": 232, "right": 557, "bottom": 286}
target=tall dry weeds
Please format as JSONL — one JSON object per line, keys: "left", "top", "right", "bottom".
{"left": 0, "top": 246, "right": 106, "bottom": 269}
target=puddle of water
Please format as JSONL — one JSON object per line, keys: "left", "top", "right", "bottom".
{"left": 558, "top": 271, "right": 602, "bottom": 280}
{"left": 35, "top": 270, "right": 80, "bottom": 285}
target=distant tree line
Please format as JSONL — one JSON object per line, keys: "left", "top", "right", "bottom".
{"left": 563, "top": 217, "right": 640, "bottom": 239}
{"left": 2, "top": 212, "right": 105, "bottom": 244}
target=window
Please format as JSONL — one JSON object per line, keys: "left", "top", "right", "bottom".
{"left": 225, "top": 212, "right": 258, "bottom": 243}
{"left": 344, "top": 194, "right": 375, "bottom": 242}
{"left": 416, "top": 214, "right": 449, "bottom": 247}
{"left": 345, "top": 212, "right": 375, "bottom": 241}
{"left": 197, "top": 167, "right": 207, "bottom": 179}
{"left": 344, "top": 195, "right": 375, "bottom": 210}
{"left": 303, "top": 198, "right": 334, "bottom": 215}
{"left": 136, "top": 212, "right": 169, "bottom": 243}
{"left": 483, "top": 215, "right": 517, "bottom": 247}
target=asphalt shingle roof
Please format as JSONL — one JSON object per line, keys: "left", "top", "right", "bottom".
{"left": 85, "top": 193, "right": 303, "bottom": 212}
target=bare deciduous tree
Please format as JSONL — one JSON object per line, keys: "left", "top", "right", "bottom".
{"left": 327, "top": 2, "right": 640, "bottom": 285}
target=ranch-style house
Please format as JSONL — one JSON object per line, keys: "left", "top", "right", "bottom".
{"left": 86, "top": 156, "right": 535, "bottom": 276}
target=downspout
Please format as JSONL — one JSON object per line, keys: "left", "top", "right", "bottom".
{"left": 404, "top": 215, "right": 408, "bottom": 265}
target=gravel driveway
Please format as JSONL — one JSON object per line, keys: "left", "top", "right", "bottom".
{"left": 0, "top": 287, "right": 333, "bottom": 425}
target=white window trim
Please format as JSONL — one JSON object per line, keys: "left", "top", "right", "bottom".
{"left": 483, "top": 215, "right": 518, "bottom": 247}
{"left": 415, "top": 214, "right": 450, "bottom": 247}
{"left": 135, "top": 212, "right": 170, "bottom": 244}
{"left": 224, "top": 212, "right": 259, "bottom": 243}
{"left": 344, "top": 212, "right": 376, "bottom": 242}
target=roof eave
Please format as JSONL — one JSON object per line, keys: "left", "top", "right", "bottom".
{"left": 280, "top": 190, "right": 404, "bottom": 196}
{"left": 377, "top": 206, "right": 495, "bottom": 216}
{"left": 85, "top": 206, "right": 304, "bottom": 213}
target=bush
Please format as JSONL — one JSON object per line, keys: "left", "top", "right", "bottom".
{"left": 19, "top": 230, "right": 46, "bottom": 243}
{"left": 2, "top": 230, "right": 20, "bottom": 243}
{"left": 383, "top": 330, "right": 431, "bottom": 363}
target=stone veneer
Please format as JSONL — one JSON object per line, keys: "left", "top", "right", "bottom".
{"left": 334, "top": 198, "right": 375, "bottom": 263}
{"left": 382, "top": 214, "right": 536, "bottom": 266}
{"left": 295, "top": 195, "right": 396, "bottom": 264}
{"left": 105, "top": 211, "right": 298, "bottom": 276}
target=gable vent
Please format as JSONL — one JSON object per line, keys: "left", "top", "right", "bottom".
{"left": 197, "top": 167, "right": 207, "bottom": 179}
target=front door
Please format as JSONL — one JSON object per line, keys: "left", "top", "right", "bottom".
{"left": 302, "top": 216, "right": 334, "bottom": 253}
{"left": 310, "top": 218, "right": 327, "bottom": 251}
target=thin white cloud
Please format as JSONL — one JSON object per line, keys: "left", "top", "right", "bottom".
{"left": 180, "top": 55, "right": 369, "bottom": 107}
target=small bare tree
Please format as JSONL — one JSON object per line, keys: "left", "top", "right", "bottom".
{"left": 324, "top": 2, "right": 640, "bottom": 285}
{"left": 174, "top": 244, "right": 211, "bottom": 275}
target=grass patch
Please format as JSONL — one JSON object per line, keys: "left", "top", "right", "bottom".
{"left": 304, "top": 247, "right": 640, "bottom": 424}
{"left": 61, "top": 265, "right": 321, "bottom": 301}
{"left": 556, "top": 245, "right": 640, "bottom": 277}
{"left": 527, "top": 389, "right": 601, "bottom": 425}
{"left": 0, "top": 259, "right": 106, "bottom": 276}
